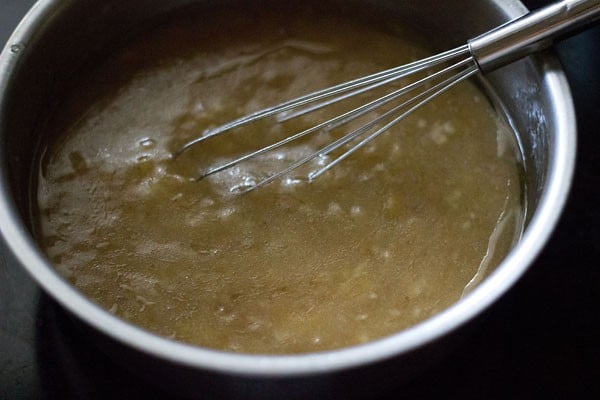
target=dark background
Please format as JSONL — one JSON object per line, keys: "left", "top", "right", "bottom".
{"left": 1, "top": 0, "right": 598, "bottom": 398}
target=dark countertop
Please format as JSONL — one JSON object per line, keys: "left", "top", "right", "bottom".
{"left": 1, "top": 1, "right": 599, "bottom": 399}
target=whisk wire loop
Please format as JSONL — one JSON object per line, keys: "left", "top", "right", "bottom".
{"left": 233, "top": 58, "right": 478, "bottom": 192}
{"left": 196, "top": 52, "right": 476, "bottom": 183}
{"left": 239, "top": 60, "right": 479, "bottom": 192}
{"left": 173, "top": 45, "right": 471, "bottom": 158}
{"left": 308, "top": 64, "right": 480, "bottom": 182}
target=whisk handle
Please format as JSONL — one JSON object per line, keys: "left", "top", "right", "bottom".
{"left": 469, "top": 0, "right": 600, "bottom": 73}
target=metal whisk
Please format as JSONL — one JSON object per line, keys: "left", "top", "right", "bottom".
{"left": 173, "top": 0, "right": 600, "bottom": 192}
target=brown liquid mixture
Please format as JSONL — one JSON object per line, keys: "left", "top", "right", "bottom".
{"left": 36, "top": 4, "right": 523, "bottom": 354}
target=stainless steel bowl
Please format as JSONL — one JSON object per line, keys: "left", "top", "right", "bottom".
{"left": 0, "top": 0, "right": 575, "bottom": 398}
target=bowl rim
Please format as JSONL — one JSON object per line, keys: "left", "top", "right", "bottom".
{"left": 0, "top": 0, "right": 576, "bottom": 377}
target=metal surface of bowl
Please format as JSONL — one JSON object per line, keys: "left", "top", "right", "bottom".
{"left": 0, "top": 0, "right": 575, "bottom": 398}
